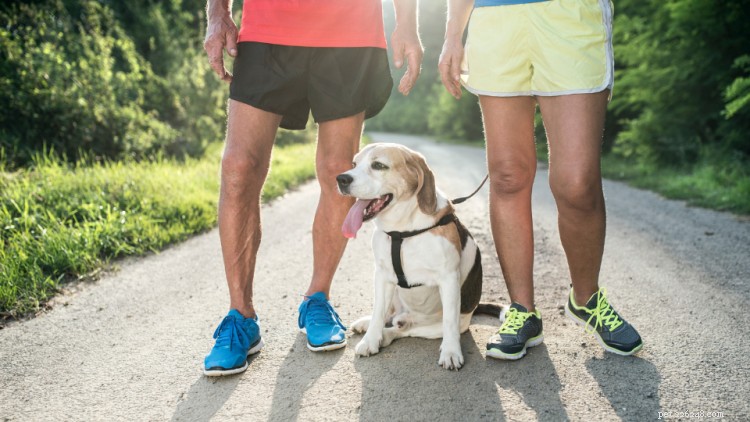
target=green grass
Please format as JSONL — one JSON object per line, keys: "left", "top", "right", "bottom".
{"left": 601, "top": 155, "right": 750, "bottom": 215}
{"left": 0, "top": 141, "right": 316, "bottom": 316}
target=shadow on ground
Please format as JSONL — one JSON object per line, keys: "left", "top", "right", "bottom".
{"left": 586, "top": 354, "right": 661, "bottom": 419}
{"left": 267, "top": 332, "right": 345, "bottom": 421}
{"left": 353, "top": 330, "right": 508, "bottom": 421}
{"left": 170, "top": 353, "right": 260, "bottom": 421}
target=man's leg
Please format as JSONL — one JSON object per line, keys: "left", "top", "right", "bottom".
{"left": 296, "top": 112, "right": 363, "bottom": 352}
{"left": 204, "top": 100, "right": 281, "bottom": 375}
{"left": 479, "top": 95, "right": 537, "bottom": 311}
{"left": 220, "top": 100, "right": 282, "bottom": 318}
{"left": 537, "top": 91, "right": 608, "bottom": 306}
{"left": 305, "top": 113, "right": 364, "bottom": 297}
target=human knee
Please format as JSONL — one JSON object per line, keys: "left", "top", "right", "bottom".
{"left": 317, "top": 158, "right": 354, "bottom": 191}
{"left": 551, "top": 177, "right": 603, "bottom": 213}
{"left": 488, "top": 160, "right": 535, "bottom": 196}
{"left": 221, "top": 152, "right": 267, "bottom": 195}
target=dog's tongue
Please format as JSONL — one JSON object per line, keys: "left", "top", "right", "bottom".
{"left": 342, "top": 199, "right": 371, "bottom": 239}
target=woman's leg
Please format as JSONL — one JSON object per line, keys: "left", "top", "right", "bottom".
{"left": 480, "top": 95, "right": 538, "bottom": 311}
{"left": 537, "top": 91, "right": 609, "bottom": 307}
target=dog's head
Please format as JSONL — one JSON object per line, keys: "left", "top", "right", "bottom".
{"left": 337, "top": 143, "right": 437, "bottom": 238}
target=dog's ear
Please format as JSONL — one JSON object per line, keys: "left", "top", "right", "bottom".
{"left": 412, "top": 153, "right": 437, "bottom": 215}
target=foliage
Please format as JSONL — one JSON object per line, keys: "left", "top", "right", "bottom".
{"left": 0, "top": 0, "right": 228, "bottom": 166}
{"left": 601, "top": 148, "right": 750, "bottom": 214}
{"left": 427, "top": 83, "right": 483, "bottom": 141}
{"left": 609, "top": 0, "right": 750, "bottom": 165}
{"left": 0, "top": 142, "right": 317, "bottom": 316}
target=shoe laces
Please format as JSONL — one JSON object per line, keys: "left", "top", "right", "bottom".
{"left": 584, "top": 288, "right": 624, "bottom": 334}
{"left": 299, "top": 294, "right": 346, "bottom": 330}
{"left": 498, "top": 308, "right": 532, "bottom": 335}
{"left": 213, "top": 315, "right": 251, "bottom": 351}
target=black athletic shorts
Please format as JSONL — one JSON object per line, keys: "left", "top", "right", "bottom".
{"left": 229, "top": 42, "right": 394, "bottom": 130}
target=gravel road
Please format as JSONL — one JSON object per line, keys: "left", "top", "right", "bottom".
{"left": 1, "top": 133, "right": 748, "bottom": 421}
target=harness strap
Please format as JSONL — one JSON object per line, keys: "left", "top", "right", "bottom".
{"left": 386, "top": 213, "right": 457, "bottom": 289}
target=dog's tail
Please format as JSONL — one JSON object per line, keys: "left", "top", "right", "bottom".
{"left": 473, "top": 303, "right": 507, "bottom": 320}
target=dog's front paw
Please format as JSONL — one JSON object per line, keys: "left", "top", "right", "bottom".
{"left": 438, "top": 346, "right": 464, "bottom": 371}
{"left": 351, "top": 316, "right": 371, "bottom": 334}
{"left": 355, "top": 335, "right": 381, "bottom": 357}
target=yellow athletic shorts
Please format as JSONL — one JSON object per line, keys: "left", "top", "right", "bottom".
{"left": 461, "top": 0, "right": 614, "bottom": 97}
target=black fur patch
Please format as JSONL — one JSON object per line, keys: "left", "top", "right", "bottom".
{"left": 460, "top": 248, "right": 482, "bottom": 314}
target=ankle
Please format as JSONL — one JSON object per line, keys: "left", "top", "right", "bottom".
{"left": 231, "top": 304, "right": 256, "bottom": 319}
{"left": 511, "top": 300, "right": 535, "bottom": 313}
{"left": 573, "top": 288, "right": 598, "bottom": 308}
{"left": 303, "top": 288, "right": 329, "bottom": 299}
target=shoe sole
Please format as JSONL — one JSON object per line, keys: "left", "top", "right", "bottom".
{"left": 299, "top": 328, "right": 347, "bottom": 352}
{"left": 486, "top": 334, "right": 544, "bottom": 361}
{"left": 565, "top": 305, "right": 643, "bottom": 356}
{"left": 203, "top": 338, "right": 264, "bottom": 377}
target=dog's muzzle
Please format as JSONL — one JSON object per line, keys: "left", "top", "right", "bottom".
{"left": 336, "top": 173, "right": 353, "bottom": 194}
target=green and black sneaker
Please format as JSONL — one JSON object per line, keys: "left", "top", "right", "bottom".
{"left": 565, "top": 287, "right": 643, "bottom": 356}
{"left": 486, "top": 303, "right": 544, "bottom": 360}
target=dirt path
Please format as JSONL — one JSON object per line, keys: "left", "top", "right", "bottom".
{"left": 1, "top": 133, "right": 748, "bottom": 421}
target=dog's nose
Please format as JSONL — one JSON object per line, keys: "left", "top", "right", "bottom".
{"left": 336, "top": 174, "right": 353, "bottom": 187}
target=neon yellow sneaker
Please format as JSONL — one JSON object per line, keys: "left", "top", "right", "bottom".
{"left": 565, "top": 288, "right": 643, "bottom": 356}
{"left": 486, "top": 303, "right": 544, "bottom": 360}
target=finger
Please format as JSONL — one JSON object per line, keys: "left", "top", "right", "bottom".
{"left": 225, "top": 30, "right": 238, "bottom": 57}
{"left": 438, "top": 62, "right": 457, "bottom": 98}
{"left": 451, "top": 56, "right": 462, "bottom": 99}
{"left": 439, "top": 59, "right": 460, "bottom": 99}
{"left": 392, "top": 42, "right": 405, "bottom": 69}
{"left": 207, "top": 51, "right": 226, "bottom": 80}
{"left": 399, "top": 50, "right": 422, "bottom": 95}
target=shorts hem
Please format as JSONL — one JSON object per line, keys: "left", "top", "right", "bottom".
{"left": 314, "top": 81, "right": 392, "bottom": 124}
{"left": 228, "top": 94, "right": 308, "bottom": 131}
{"left": 314, "top": 107, "right": 368, "bottom": 124}
{"left": 462, "top": 82, "right": 613, "bottom": 98}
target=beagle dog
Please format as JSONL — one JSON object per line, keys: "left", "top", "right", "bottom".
{"left": 336, "top": 143, "right": 483, "bottom": 370}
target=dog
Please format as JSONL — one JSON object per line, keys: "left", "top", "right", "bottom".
{"left": 336, "top": 143, "right": 485, "bottom": 370}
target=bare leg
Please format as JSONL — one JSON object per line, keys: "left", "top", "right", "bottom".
{"left": 220, "top": 100, "right": 282, "bottom": 318}
{"left": 480, "top": 96, "right": 538, "bottom": 311}
{"left": 537, "top": 91, "right": 609, "bottom": 307}
{"left": 304, "top": 112, "right": 365, "bottom": 297}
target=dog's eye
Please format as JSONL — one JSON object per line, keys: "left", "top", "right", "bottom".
{"left": 371, "top": 161, "right": 389, "bottom": 171}
{"left": 352, "top": 162, "right": 357, "bottom": 169}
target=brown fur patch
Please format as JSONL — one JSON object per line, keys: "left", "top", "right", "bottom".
{"left": 430, "top": 205, "right": 461, "bottom": 253}
{"left": 399, "top": 149, "right": 437, "bottom": 215}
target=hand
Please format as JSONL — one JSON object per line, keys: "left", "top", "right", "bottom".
{"left": 438, "top": 37, "right": 464, "bottom": 100}
{"left": 204, "top": 12, "right": 238, "bottom": 83}
{"left": 391, "top": 25, "right": 423, "bottom": 96}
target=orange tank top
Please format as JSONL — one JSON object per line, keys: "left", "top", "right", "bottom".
{"left": 238, "top": 0, "right": 387, "bottom": 49}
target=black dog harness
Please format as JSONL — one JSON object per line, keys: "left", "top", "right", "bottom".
{"left": 383, "top": 173, "right": 489, "bottom": 289}
{"left": 386, "top": 213, "right": 458, "bottom": 289}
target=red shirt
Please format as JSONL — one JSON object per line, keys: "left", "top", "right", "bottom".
{"left": 238, "top": 0, "right": 387, "bottom": 49}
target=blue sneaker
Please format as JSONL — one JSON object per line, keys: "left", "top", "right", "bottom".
{"left": 298, "top": 292, "right": 347, "bottom": 351}
{"left": 203, "top": 309, "right": 263, "bottom": 376}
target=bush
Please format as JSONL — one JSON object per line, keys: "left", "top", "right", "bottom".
{"left": 0, "top": 0, "right": 227, "bottom": 167}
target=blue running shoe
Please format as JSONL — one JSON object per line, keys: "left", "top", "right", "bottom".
{"left": 298, "top": 292, "right": 347, "bottom": 351}
{"left": 203, "top": 309, "right": 263, "bottom": 376}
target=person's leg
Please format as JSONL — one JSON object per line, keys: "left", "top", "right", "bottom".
{"left": 480, "top": 95, "right": 538, "bottom": 311}
{"left": 540, "top": 91, "right": 643, "bottom": 355}
{"left": 204, "top": 99, "right": 282, "bottom": 375}
{"left": 536, "top": 91, "right": 608, "bottom": 307}
{"left": 305, "top": 112, "right": 364, "bottom": 297}
{"left": 295, "top": 112, "right": 363, "bottom": 351}
{"left": 220, "top": 100, "right": 282, "bottom": 318}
